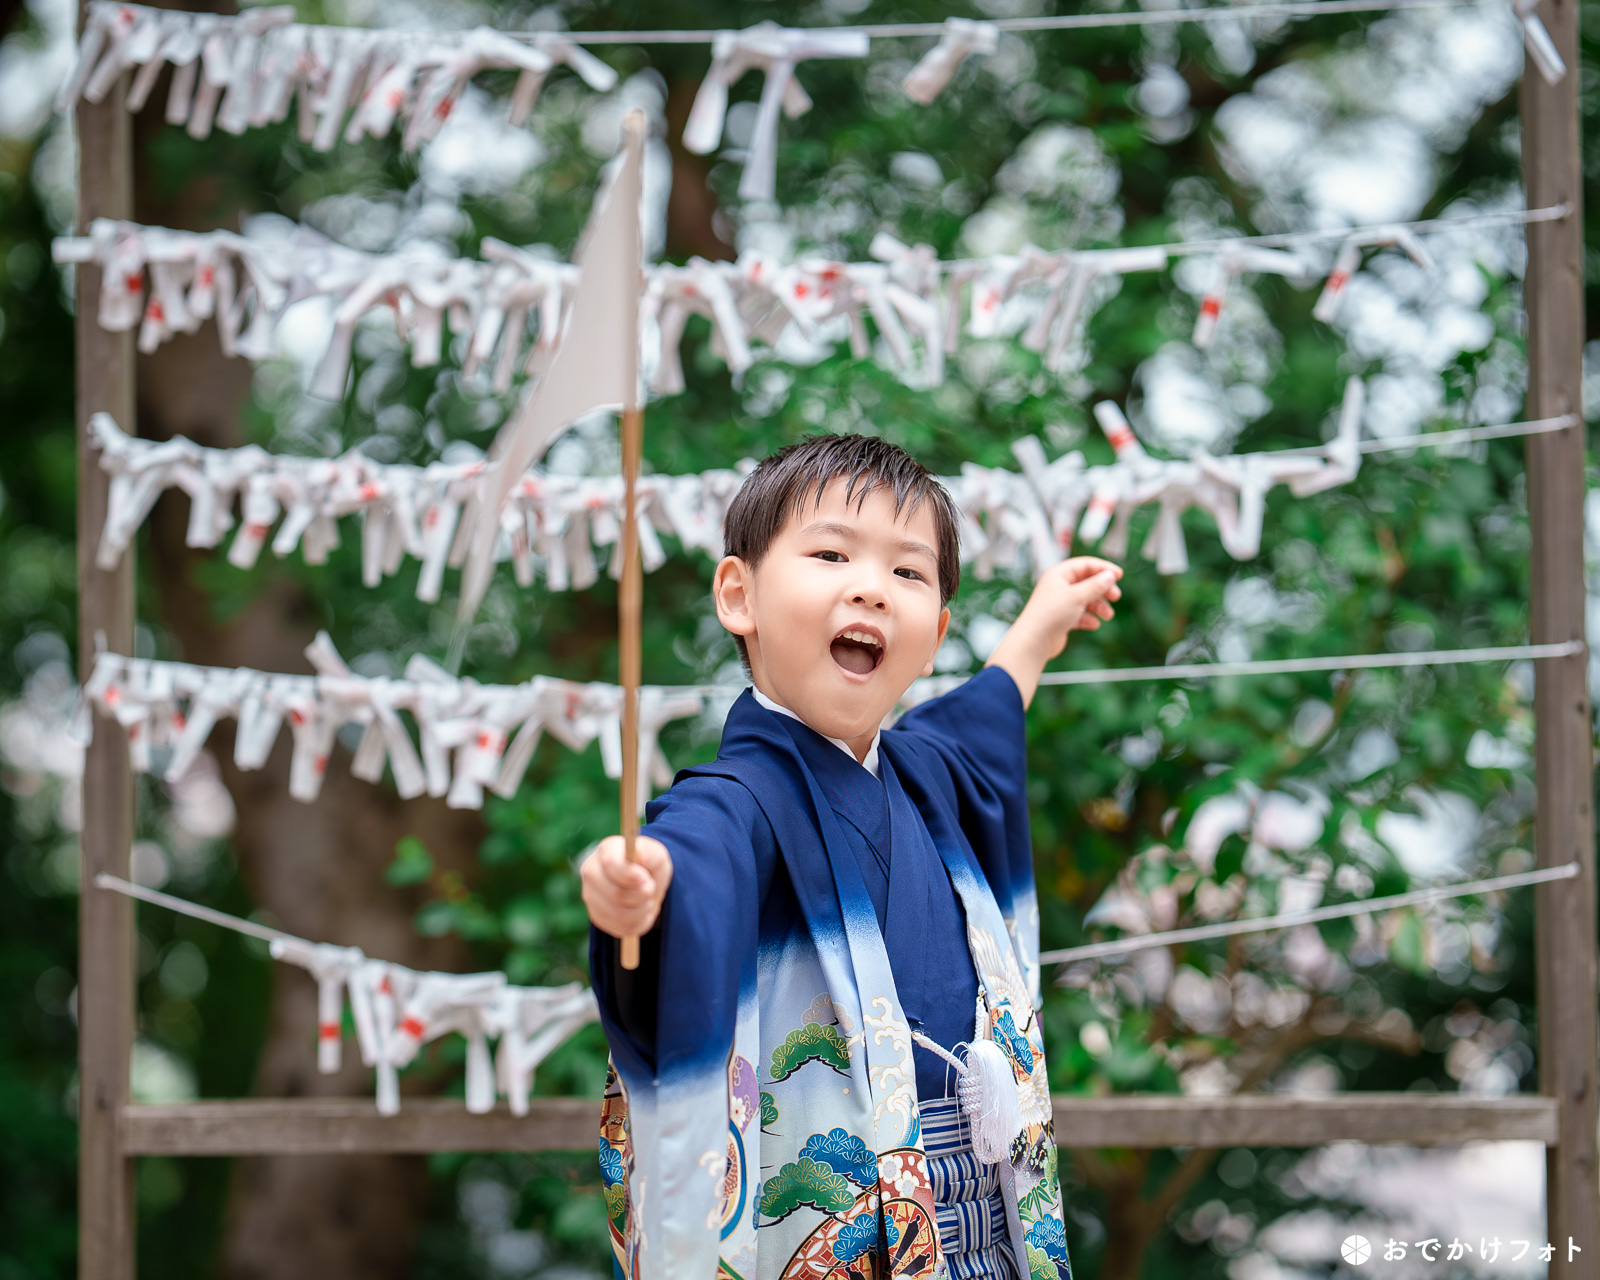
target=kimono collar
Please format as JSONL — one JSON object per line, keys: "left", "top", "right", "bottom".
{"left": 751, "top": 687, "right": 881, "bottom": 778}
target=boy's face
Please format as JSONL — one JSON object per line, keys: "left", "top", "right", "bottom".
{"left": 714, "top": 480, "right": 951, "bottom": 748}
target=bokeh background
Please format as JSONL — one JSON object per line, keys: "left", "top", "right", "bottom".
{"left": 0, "top": 0, "right": 1596, "bottom": 1276}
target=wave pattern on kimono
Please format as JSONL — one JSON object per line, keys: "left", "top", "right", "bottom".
{"left": 591, "top": 669, "right": 1072, "bottom": 1280}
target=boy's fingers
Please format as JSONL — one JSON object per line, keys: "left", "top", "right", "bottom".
{"left": 595, "top": 841, "right": 639, "bottom": 878}
{"left": 611, "top": 840, "right": 671, "bottom": 895}
{"left": 1066, "top": 576, "right": 1118, "bottom": 607}
{"left": 609, "top": 896, "right": 662, "bottom": 928}
{"left": 601, "top": 883, "right": 652, "bottom": 908}
{"left": 591, "top": 887, "right": 657, "bottom": 924}
{"left": 1062, "top": 556, "right": 1122, "bottom": 583}
{"left": 594, "top": 907, "right": 657, "bottom": 940}
{"left": 634, "top": 837, "right": 673, "bottom": 883}
{"left": 593, "top": 854, "right": 651, "bottom": 897}
{"left": 605, "top": 864, "right": 657, "bottom": 899}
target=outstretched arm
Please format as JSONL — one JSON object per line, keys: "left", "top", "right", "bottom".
{"left": 586, "top": 775, "right": 768, "bottom": 1074}
{"left": 985, "top": 556, "right": 1123, "bottom": 709}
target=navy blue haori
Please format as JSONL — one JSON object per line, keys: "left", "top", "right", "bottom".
{"left": 590, "top": 668, "right": 1072, "bottom": 1280}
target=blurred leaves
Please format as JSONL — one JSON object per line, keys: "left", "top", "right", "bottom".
{"left": 387, "top": 835, "right": 436, "bottom": 886}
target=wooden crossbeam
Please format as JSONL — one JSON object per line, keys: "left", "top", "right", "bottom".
{"left": 1052, "top": 1093, "right": 1560, "bottom": 1149}
{"left": 121, "top": 1093, "right": 1560, "bottom": 1157}
{"left": 123, "top": 1097, "right": 597, "bottom": 1156}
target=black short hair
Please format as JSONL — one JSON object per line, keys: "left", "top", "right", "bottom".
{"left": 721, "top": 434, "right": 961, "bottom": 667}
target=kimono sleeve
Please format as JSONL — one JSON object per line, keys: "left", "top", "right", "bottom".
{"left": 889, "top": 664, "right": 1043, "bottom": 1005}
{"left": 589, "top": 775, "right": 769, "bottom": 1280}
{"left": 589, "top": 773, "right": 769, "bottom": 1084}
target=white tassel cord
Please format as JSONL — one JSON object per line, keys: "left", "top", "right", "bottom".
{"left": 910, "top": 1030, "right": 1024, "bottom": 1165}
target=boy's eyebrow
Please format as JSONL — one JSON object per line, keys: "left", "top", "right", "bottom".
{"left": 896, "top": 538, "right": 939, "bottom": 562}
{"left": 797, "top": 520, "right": 862, "bottom": 543}
{"left": 799, "top": 519, "right": 938, "bottom": 562}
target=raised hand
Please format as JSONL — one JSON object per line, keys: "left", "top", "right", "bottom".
{"left": 985, "top": 556, "right": 1124, "bottom": 708}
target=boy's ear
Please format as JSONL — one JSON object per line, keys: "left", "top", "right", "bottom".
{"left": 920, "top": 607, "right": 952, "bottom": 678}
{"left": 713, "top": 556, "right": 758, "bottom": 638}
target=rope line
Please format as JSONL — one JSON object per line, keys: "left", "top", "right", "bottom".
{"left": 1040, "top": 861, "right": 1580, "bottom": 965}
{"left": 75, "top": 637, "right": 1582, "bottom": 709}
{"left": 533, "top": 0, "right": 1483, "bottom": 44}
{"left": 1265, "top": 413, "right": 1580, "bottom": 460}
{"left": 1151, "top": 204, "right": 1569, "bottom": 260}
{"left": 94, "top": 873, "right": 301, "bottom": 946}
{"left": 923, "top": 204, "right": 1569, "bottom": 273}
{"left": 1034, "top": 639, "right": 1583, "bottom": 688}
{"left": 101, "top": 850, "right": 1582, "bottom": 973}
{"left": 660, "top": 639, "right": 1582, "bottom": 697}
{"left": 1356, "top": 414, "right": 1579, "bottom": 454}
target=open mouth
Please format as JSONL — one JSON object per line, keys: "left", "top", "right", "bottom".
{"left": 830, "top": 627, "right": 885, "bottom": 677}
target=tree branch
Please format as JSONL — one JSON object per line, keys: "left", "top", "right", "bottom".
{"left": 1139, "top": 1146, "right": 1219, "bottom": 1232}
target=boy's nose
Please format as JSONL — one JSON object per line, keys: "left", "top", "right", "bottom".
{"left": 845, "top": 561, "right": 893, "bottom": 610}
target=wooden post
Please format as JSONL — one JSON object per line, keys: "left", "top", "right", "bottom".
{"left": 1521, "top": 1, "right": 1599, "bottom": 1269}
{"left": 617, "top": 404, "right": 644, "bottom": 971}
{"left": 74, "top": 59, "right": 138, "bottom": 1280}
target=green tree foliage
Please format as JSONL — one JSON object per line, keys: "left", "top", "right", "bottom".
{"left": 1, "top": 0, "right": 1598, "bottom": 1277}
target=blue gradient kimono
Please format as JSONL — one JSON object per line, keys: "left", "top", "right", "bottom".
{"left": 591, "top": 668, "right": 1071, "bottom": 1280}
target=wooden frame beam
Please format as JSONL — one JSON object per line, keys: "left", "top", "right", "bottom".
{"left": 75, "top": 65, "right": 137, "bottom": 1280}
{"left": 121, "top": 1094, "right": 1560, "bottom": 1157}
{"left": 1521, "top": 0, "right": 1600, "bottom": 1270}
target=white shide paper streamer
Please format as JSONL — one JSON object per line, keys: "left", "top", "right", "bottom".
{"left": 55, "top": 209, "right": 1564, "bottom": 401}
{"left": 59, "top": 1, "right": 1564, "bottom": 161}
{"left": 53, "top": 220, "right": 1172, "bottom": 395}
{"left": 94, "top": 873, "right": 598, "bottom": 1116}
{"left": 78, "top": 637, "right": 1580, "bottom": 815}
{"left": 60, "top": 2, "right": 618, "bottom": 152}
{"left": 76, "top": 633, "right": 704, "bottom": 814}
{"left": 87, "top": 377, "right": 1378, "bottom": 597}
{"left": 88, "top": 396, "right": 1577, "bottom": 599}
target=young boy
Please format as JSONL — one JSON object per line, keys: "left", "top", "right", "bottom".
{"left": 583, "top": 435, "right": 1121, "bottom": 1280}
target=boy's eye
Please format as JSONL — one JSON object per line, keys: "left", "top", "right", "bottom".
{"left": 895, "top": 567, "right": 926, "bottom": 582}
{"left": 813, "top": 550, "right": 846, "bottom": 563}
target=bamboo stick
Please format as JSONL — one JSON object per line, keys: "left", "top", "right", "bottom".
{"left": 618, "top": 404, "right": 644, "bottom": 970}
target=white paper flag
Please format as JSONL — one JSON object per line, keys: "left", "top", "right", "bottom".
{"left": 459, "top": 110, "right": 645, "bottom": 620}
